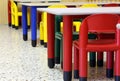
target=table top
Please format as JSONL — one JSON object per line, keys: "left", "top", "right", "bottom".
{"left": 19, "top": 2, "right": 84, "bottom": 6}
{"left": 20, "top": 2, "right": 120, "bottom": 6}
{"left": 14, "top": 0, "right": 60, "bottom": 2}
{"left": 37, "top": 7, "right": 120, "bottom": 15}
{"left": 14, "top": 0, "right": 42, "bottom": 2}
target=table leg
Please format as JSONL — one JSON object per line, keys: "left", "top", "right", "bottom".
{"left": 63, "top": 15, "right": 72, "bottom": 81}
{"left": 31, "top": 6, "right": 37, "bottom": 47}
{"left": 115, "top": 50, "right": 120, "bottom": 81}
{"left": 22, "top": 5, "right": 28, "bottom": 41}
{"left": 8, "top": 0, "right": 11, "bottom": 27}
{"left": 47, "top": 13, "right": 55, "bottom": 68}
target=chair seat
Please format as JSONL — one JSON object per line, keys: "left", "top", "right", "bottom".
{"left": 98, "top": 33, "right": 115, "bottom": 39}
{"left": 74, "top": 39, "right": 119, "bottom": 51}
{"left": 55, "top": 32, "right": 62, "bottom": 40}
{"left": 18, "top": 12, "right": 22, "bottom": 16}
{"left": 55, "top": 32, "right": 79, "bottom": 40}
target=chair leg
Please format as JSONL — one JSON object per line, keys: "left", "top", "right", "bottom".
{"left": 14, "top": 14, "right": 19, "bottom": 29}
{"left": 106, "top": 51, "right": 114, "bottom": 78}
{"left": 97, "top": 52, "right": 103, "bottom": 67}
{"left": 88, "top": 34, "right": 97, "bottom": 67}
{"left": 40, "top": 22, "right": 44, "bottom": 45}
{"left": 60, "top": 39, "right": 63, "bottom": 69}
{"left": 115, "top": 50, "right": 120, "bottom": 81}
{"left": 11, "top": 14, "right": 15, "bottom": 28}
{"left": 43, "top": 12, "right": 47, "bottom": 47}
{"left": 55, "top": 38, "right": 60, "bottom": 64}
{"left": 74, "top": 46, "right": 79, "bottom": 79}
{"left": 8, "top": 13, "right": 11, "bottom": 27}
{"left": 89, "top": 52, "right": 96, "bottom": 67}
{"left": 44, "top": 42, "right": 47, "bottom": 48}
{"left": 27, "top": 12, "right": 30, "bottom": 28}
{"left": 79, "top": 49, "right": 87, "bottom": 81}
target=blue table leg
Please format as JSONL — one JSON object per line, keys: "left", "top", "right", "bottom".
{"left": 31, "top": 6, "right": 37, "bottom": 47}
{"left": 22, "top": 5, "right": 28, "bottom": 41}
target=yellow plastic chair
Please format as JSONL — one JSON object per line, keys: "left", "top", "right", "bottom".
{"left": 39, "top": 4, "right": 81, "bottom": 47}
{"left": 39, "top": 4, "right": 67, "bottom": 47}
{"left": 11, "top": 0, "right": 30, "bottom": 29}
{"left": 59, "top": 3, "right": 99, "bottom": 33}
{"left": 60, "top": 21, "right": 80, "bottom": 33}
{"left": 81, "top": 3, "right": 98, "bottom": 8}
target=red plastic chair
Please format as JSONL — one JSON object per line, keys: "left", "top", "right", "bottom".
{"left": 95, "top": 3, "right": 120, "bottom": 68}
{"left": 103, "top": 3, "right": 119, "bottom": 7}
{"left": 73, "top": 14, "right": 120, "bottom": 81}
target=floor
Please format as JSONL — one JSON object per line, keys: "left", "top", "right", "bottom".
{"left": 0, "top": 24, "right": 114, "bottom": 81}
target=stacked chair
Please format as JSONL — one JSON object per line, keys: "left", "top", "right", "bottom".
{"left": 11, "top": 0, "right": 30, "bottom": 29}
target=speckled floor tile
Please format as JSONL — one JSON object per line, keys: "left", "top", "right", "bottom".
{"left": 0, "top": 25, "right": 114, "bottom": 81}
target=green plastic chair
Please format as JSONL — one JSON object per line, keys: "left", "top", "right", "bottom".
{"left": 55, "top": 4, "right": 99, "bottom": 68}
{"left": 55, "top": 15, "right": 80, "bottom": 65}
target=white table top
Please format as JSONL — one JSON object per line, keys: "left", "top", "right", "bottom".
{"left": 37, "top": 7, "right": 120, "bottom": 15}
{"left": 20, "top": 2, "right": 120, "bottom": 6}
{"left": 14, "top": 0, "right": 60, "bottom": 2}
{"left": 14, "top": 0, "right": 42, "bottom": 2}
{"left": 19, "top": 2, "right": 83, "bottom": 6}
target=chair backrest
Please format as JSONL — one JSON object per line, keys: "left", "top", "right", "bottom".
{"left": 48, "top": 4, "right": 67, "bottom": 8}
{"left": 88, "top": 0, "right": 118, "bottom": 3}
{"left": 103, "top": 3, "right": 119, "bottom": 7}
{"left": 79, "top": 14, "right": 119, "bottom": 47}
{"left": 81, "top": 4, "right": 98, "bottom": 8}
{"left": 11, "top": 0, "right": 18, "bottom": 13}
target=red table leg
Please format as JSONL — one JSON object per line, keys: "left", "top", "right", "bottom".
{"left": 63, "top": 15, "right": 72, "bottom": 81}
{"left": 8, "top": 0, "right": 11, "bottom": 27}
{"left": 47, "top": 13, "right": 55, "bottom": 68}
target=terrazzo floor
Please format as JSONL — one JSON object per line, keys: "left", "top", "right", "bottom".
{"left": 0, "top": 24, "right": 114, "bottom": 81}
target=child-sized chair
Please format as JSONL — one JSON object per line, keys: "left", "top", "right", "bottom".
{"left": 73, "top": 14, "right": 120, "bottom": 81}
{"left": 11, "top": 0, "right": 30, "bottom": 29}
{"left": 95, "top": 3, "right": 120, "bottom": 68}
